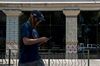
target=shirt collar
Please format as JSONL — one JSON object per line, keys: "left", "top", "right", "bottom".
{"left": 27, "top": 20, "right": 33, "bottom": 29}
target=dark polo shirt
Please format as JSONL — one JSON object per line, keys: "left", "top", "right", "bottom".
{"left": 19, "top": 21, "right": 41, "bottom": 63}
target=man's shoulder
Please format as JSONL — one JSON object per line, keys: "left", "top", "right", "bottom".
{"left": 22, "top": 21, "right": 30, "bottom": 28}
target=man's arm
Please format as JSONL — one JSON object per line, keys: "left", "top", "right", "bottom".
{"left": 23, "top": 37, "right": 49, "bottom": 45}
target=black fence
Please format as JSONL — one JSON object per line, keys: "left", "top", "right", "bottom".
{"left": 0, "top": 49, "right": 93, "bottom": 66}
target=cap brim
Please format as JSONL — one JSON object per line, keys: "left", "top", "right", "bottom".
{"left": 38, "top": 17, "right": 45, "bottom": 22}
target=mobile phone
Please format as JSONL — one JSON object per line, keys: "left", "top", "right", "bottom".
{"left": 48, "top": 37, "right": 52, "bottom": 40}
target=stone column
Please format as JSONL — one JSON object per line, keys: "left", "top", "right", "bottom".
{"left": 3, "top": 10, "right": 21, "bottom": 51}
{"left": 63, "top": 8, "right": 80, "bottom": 59}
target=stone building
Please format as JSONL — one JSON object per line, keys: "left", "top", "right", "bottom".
{"left": 0, "top": 0, "right": 100, "bottom": 58}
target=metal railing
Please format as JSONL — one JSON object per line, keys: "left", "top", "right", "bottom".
{"left": 0, "top": 49, "right": 91, "bottom": 66}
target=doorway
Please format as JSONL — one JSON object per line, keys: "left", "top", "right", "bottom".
{"left": 78, "top": 11, "right": 100, "bottom": 58}
{"left": 0, "top": 11, "right": 6, "bottom": 58}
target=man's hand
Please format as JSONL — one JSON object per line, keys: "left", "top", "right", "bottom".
{"left": 40, "top": 37, "right": 49, "bottom": 42}
{"left": 39, "top": 37, "right": 49, "bottom": 45}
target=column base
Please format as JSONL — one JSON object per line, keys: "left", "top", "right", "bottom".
{"left": 66, "top": 43, "right": 78, "bottom": 59}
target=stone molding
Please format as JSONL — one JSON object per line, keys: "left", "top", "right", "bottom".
{"left": 0, "top": 3, "right": 100, "bottom": 11}
{"left": 63, "top": 7, "right": 80, "bottom": 16}
{"left": 3, "top": 9, "right": 21, "bottom": 16}
{"left": 66, "top": 41, "right": 78, "bottom": 45}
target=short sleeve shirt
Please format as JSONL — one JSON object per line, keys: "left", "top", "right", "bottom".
{"left": 19, "top": 21, "right": 41, "bottom": 63}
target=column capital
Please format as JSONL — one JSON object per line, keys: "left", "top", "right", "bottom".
{"left": 63, "top": 7, "right": 80, "bottom": 16}
{"left": 3, "top": 9, "right": 22, "bottom": 16}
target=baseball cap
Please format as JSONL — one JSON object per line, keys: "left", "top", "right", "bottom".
{"left": 31, "top": 10, "right": 45, "bottom": 22}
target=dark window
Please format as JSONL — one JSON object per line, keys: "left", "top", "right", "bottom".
{"left": 78, "top": 11, "right": 100, "bottom": 59}
{"left": 0, "top": 11, "right": 6, "bottom": 58}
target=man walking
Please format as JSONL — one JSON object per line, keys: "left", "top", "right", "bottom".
{"left": 19, "top": 10, "right": 49, "bottom": 66}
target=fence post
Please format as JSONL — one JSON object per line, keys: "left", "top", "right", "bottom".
{"left": 8, "top": 49, "right": 11, "bottom": 66}
{"left": 48, "top": 49, "right": 51, "bottom": 66}
{"left": 87, "top": 49, "right": 90, "bottom": 66}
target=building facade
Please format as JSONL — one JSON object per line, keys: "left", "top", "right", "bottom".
{"left": 0, "top": 1, "right": 100, "bottom": 58}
